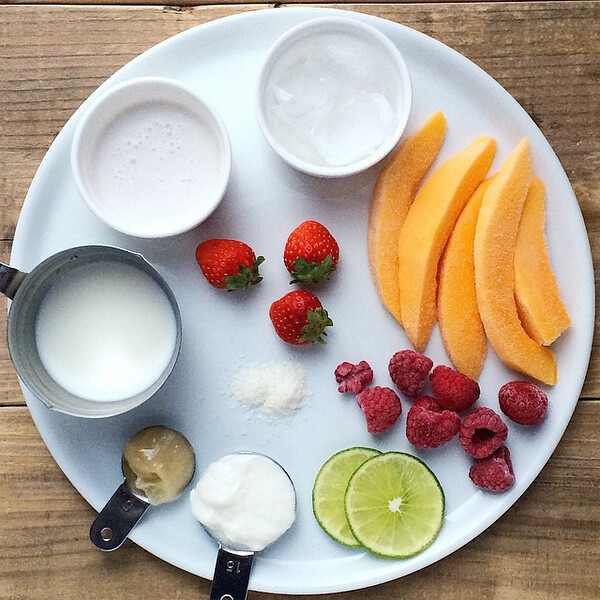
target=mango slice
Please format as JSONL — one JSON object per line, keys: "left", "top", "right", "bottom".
{"left": 438, "top": 178, "right": 493, "bottom": 380}
{"left": 474, "top": 140, "right": 557, "bottom": 385}
{"left": 397, "top": 136, "right": 497, "bottom": 351}
{"left": 514, "top": 177, "right": 570, "bottom": 345}
{"left": 368, "top": 111, "right": 447, "bottom": 324}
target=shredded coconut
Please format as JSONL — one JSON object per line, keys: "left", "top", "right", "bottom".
{"left": 230, "top": 360, "right": 308, "bottom": 417}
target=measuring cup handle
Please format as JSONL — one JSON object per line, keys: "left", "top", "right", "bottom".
{"left": 210, "top": 547, "right": 254, "bottom": 600}
{"left": 89, "top": 481, "right": 150, "bottom": 551}
{"left": 0, "top": 263, "right": 27, "bottom": 300}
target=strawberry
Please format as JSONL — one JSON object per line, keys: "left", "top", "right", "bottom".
{"left": 283, "top": 220, "right": 339, "bottom": 284}
{"left": 269, "top": 290, "right": 333, "bottom": 345}
{"left": 195, "top": 239, "right": 264, "bottom": 291}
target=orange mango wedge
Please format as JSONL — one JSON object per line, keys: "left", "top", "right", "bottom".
{"left": 397, "top": 135, "right": 497, "bottom": 351}
{"left": 474, "top": 140, "right": 557, "bottom": 385}
{"left": 438, "top": 178, "right": 493, "bottom": 380}
{"left": 368, "top": 111, "right": 447, "bottom": 324}
{"left": 514, "top": 177, "right": 570, "bottom": 345}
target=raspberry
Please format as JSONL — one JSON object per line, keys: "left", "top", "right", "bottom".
{"left": 469, "top": 446, "right": 515, "bottom": 492}
{"left": 356, "top": 386, "right": 402, "bottom": 434}
{"left": 430, "top": 365, "right": 480, "bottom": 412}
{"left": 498, "top": 381, "right": 548, "bottom": 425}
{"left": 334, "top": 360, "right": 373, "bottom": 394}
{"left": 388, "top": 350, "right": 433, "bottom": 398}
{"left": 459, "top": 407, "right": 508, "bottom": 458}
{"left": 405, "top": 396, "right": 460, "bottom": 448}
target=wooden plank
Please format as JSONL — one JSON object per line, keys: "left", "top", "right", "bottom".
{"left": 0, "top": 402, "right": 598, "bottom": 599}
{"left": 0, "top": 1, "right": 598, "bottom": 402}
{"left": 3, "top": 0, "right": 586, "bottom": 6}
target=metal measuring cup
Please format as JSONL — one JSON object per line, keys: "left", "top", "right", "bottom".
{"left": 191, "top": 452, "right": 297, "bottom": 600}
{"left": 90, "top": 426, "right": 196, "bottom": 551}
{"left": 0, "top": 245, "right": 182, "bottom": 417}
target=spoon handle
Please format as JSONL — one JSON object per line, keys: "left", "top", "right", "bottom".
{"left": 0, "top": 263, "right": 26, "bottom": 299}
{"left": 89, "top": 481, "right": 150, "bottom": 551}
{"left": 210, "top": 547, "right": 254, "bottom": 600}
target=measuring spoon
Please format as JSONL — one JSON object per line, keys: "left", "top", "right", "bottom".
{"left": 190, "top": 452, "right": 296, "bottom": 600}
{"left": 90, "top": 426, "right": 195, "bottom": 551}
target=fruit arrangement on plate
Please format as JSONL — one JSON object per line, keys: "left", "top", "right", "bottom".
{"left": 191, "top": 107, "right": 570, "bottom": 558}
{"left": 8, "top": 8, "right": 592, "bottom": 594}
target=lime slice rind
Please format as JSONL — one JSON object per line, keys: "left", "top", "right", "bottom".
{"left": 312, "top": 447, "right": 381, "bottom": 547}
{"left": 345, "top": 452, "right": 445, "bottom": 559}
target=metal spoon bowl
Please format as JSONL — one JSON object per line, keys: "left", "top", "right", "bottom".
{"left": 90, "top": 426, "right": 195, "bottom": 551}
{"left": 191, "top": 452, "right": 296, "bottom": 600}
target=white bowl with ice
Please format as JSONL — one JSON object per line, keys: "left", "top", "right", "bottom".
{"left": 256, "top": 17, "right": 412, "bottom": 178}
{"left": 71, "top": 77, "right": 232, "bottom": 238}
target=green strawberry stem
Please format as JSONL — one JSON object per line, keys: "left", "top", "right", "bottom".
{"left": 299, "top": 307, "right": 334, "bottom": 344}
{"left": 290, "top": 254, "right": 335, "bottom": 284}
{"left": 225, "top": 256, "right": 265, "bottom": 291}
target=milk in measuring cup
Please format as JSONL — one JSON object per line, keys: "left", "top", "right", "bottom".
{"left": 35, "top": 261, "right": 177, "bottom": 401}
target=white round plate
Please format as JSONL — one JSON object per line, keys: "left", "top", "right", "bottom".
{"left": 11, "top": 7, "right": 595, "bottom": 595}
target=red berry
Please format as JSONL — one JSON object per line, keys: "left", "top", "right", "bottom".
{"left": 459, "top": 407, "right": 508, "bottom": 458}
{"left": 388, "top": 350, "right": 433, "bottom": 398}
{"left": 334, "top": 361, "right": 373, "bottom": 394}
{"left": 269, "top": 290, "right": 333, "bottom": 345}
{"left": 356, "top": 386, "right": 402, "bottom": 434}
{"left": 498, "top": 381, "right": 548, "bottom": 425}
{"left": 430, "top": 365, "right": 480, "bottom": 412}
{"left": 405, "top": 396, "right": 460, "bottom": 448}
{"left": 283, "top": 220, "right": 339, "bottom": 284}
{"left": 196, "top": 239, "right": 264, "bottom": 291}
{"left": 469, "top": 446, "right": 515, "bottom": 492}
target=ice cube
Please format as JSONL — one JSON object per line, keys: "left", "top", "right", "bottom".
{"left": 310, "top": 91, "right": 398, "bottom": 167}
{"left": 320, "top": 36, "right": 382, "bottom": 92}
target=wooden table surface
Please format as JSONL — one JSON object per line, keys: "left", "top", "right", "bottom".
{"left": 1, "top": 1, "right": 599, "bottom": 599}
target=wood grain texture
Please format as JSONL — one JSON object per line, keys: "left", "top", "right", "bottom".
{"left": 2, "top": 0, "right": 579, "bottom": 6}
{"left": 0, "top": 403, "right": 598, "bottom": 599}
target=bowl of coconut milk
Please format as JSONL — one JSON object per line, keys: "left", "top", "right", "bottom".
{"left": 71, "top": 77, "right": 231, "bottom": 238}
{"left": 256, "top": 17, "right": 412, "bottom": 178}
{"left": 0, "top": 245, "right": 181, "bottom": 417}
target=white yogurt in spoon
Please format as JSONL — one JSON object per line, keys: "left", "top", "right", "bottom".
{"left": 190, "top": 453, "right": 296, "bottom": 552}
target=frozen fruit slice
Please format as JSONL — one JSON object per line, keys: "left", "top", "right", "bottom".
{"left": 437, "top": 178, "right": 492, "bottom": 380}
{"left": 405, "top": 396, "right": 460, "bottom": 448}
{"left": 474, "top": 140, "right": 557, "bottom": 385}
{"left": 514, "top": 176, "right": 570, "bottom": 345}
{"left": 345, "top": 452, "right": 444, "bottom": 558}
{"left": 368, "top": 112, "right": 446, "bottom": 325}
{"left": 459, "top": 407, "right": 508, "bottom": 458}
{"left": 334, "top": 360, "right": 373, "bottom": 394}
{"left": 356, "top": 386, "right": 402, "bottom": 434}
{"left": 388, "top": 349, "right": 433, "bottom": 398}
{"left": 469, "top": 446, "right": 515, "bottom": 492}
{"left": 498, "top": 380, "right": 548, "bottom": 425}
{"left": 312, "top": 447, "right": 381, "bottom": 547}
{"left": 398, "top": 136, "right": 497, "bottom": 351}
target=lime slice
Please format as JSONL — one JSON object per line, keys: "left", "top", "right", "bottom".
{"left": 345, "top": 452, "right": 444, "bottom": 558}
{"left": 313, "top": 447, "right": 381, "bottom": 547}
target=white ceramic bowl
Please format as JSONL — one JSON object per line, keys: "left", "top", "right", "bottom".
{"left": 71, "top": 76, "right": 231, "bottom": 238}
{"left": 256, "top": 17, "right": 412, "bottom": 178}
